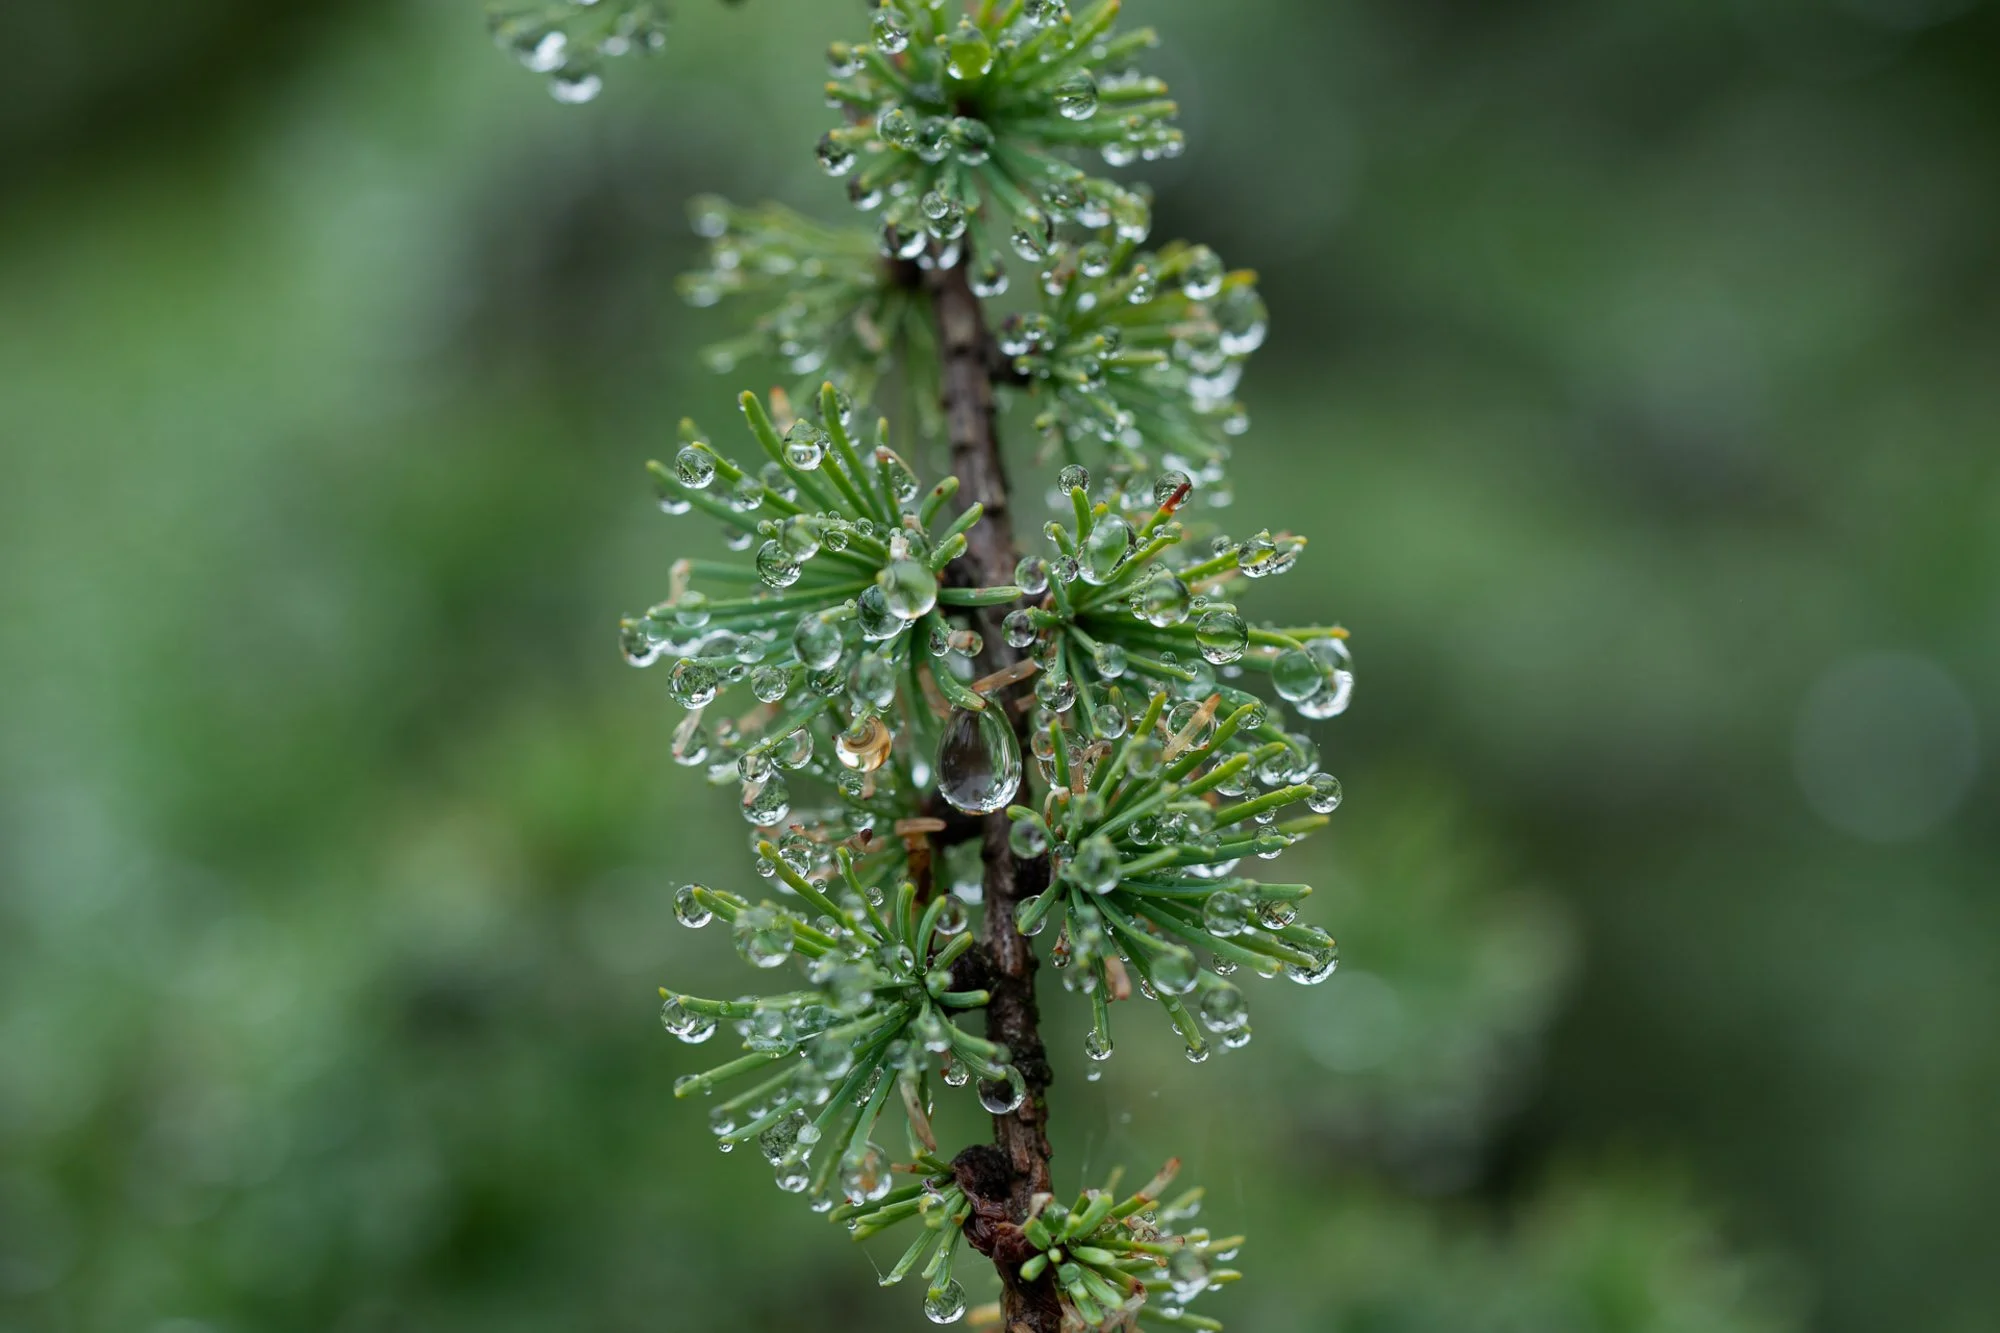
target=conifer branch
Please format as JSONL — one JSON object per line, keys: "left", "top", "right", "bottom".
{"left": 499, "top": 4, "right": 1355, "bottom": 1327}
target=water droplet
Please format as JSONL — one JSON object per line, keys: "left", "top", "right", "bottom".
{"left": 1181, "top": 246, "right": 1225, "bottom": 301}
{"left": 1053, "top": 71, "right": 1099, "bottom": 120}
{"left": 772, "top": 521, "right": 817, "bottom": 564}
{"left": 659, "top": 995, "right": 716, "bottom": 1043}
{"left": 1058, "top": 463, "right": 1090, "bottom": 493}
{"left": 945, "top": 21, "right": 995, "bottom": 80}
{"left": 1044, "top": 177, "right": 1086, "bottom": 221}
{"left": 1195, "top": 609, "right": 1249, "bottom": 665}
{"left": 876, "top": 104, "right": 918, "bottom": 149}
{"left": 550, "top": 69, "right": 603, "bottom": 104}
{"left": 734, "top": 906, "right": 795, "bottom": 969}
{"left": 923, "top": 1279, "right": 968, "bottom": 1325}
{"left": 784, "top": 421, "right": 828, "bottom": 470}
{"left": 687, "top": 196, "right": 729, "bottom": 239}
{"left": 1297, "top": 637, "right": 1355, "bottom": 718}
{"left": 871, "top": 12, "right": 910, "bottom": 55}
{"left": 674, "top": 884, "right": 712, "bottom": 929}
{"left": 1003, "top": 609, "right": 1039, "bottom": 649}
{"left": 1199, "top": 984, "right": 1250, "bottom": 1033}
{"left": 847, "top": 590, "right": 894, "bottom": 645}
{"left": 1285, "top": 930, "right": 1339, "bottom": 985}
{"left": 1068, "top": 835, "right": 1121, "bottom": 895}
{"left": 1255, "top": 896, "right": 1298, "bottom": 930}
{"left": 972, "top": 253, "right": 1010, "bottom": 298}
{"left": 1307, "top": 772, "right": 1343, "bottom": 814}
{"left": 815, "top": 133, "right": 856, "bottom": 178}
{"left": 776, "top": 727, "right": 815, "bottom": 770}
{"left": 840, "top": 1142, "right": 894, "bottom": 1205}
{"left": 937, "top": 706, "right": 1023, "bottom": 815}
{"left": 1035, "top": 672, "right": 1078, "bottom": 713}
{"left": 1011, "top": 211, "right": 1055, "bottom": 262}
{"left": 879, "top": 559, "right": 939, "bottom": 621}
{"left": 1202, "top": 889, "right": 1253, "bottom": 938}
{"left": 952, "top": 116, "right": 994, "bottom": 165}
{"left": 666, "top": 593, "right": 708, "bottom": 631}
{"left": 1023, "top": 0, "right": 1068, "bottom": 26}
{"left": 916, "top": 116, "right": 954, "bottom": 164}
{"left": 1084, "top": 1029, "right": 1114, "bottom": 1061}
{"left": 977, "top": 1066, "right": 1027, "bottom": 1115}
{"left": 1009, "top": 816, "right": 1050, "bottom": 859}
{"left": 1214, "top": 284, "right": 1269, "bottom": 355}
{"left": 751, "top": 665, "right": 791, "bottom": 703}
{"left": 675, "top": 445, "right": 715, "bottom": 489}
{"left": 620, "top": 619, "right": 659, "bottom": 668}
{"left": 1014, "top": 892, "right": 1051, "bottom": 937}
{"left": 1272, "top": 648, "right": 1323, "bottom": 703}
{"left": 1168, "top": 1246, "right": 1211, "bottom": 1301}
{"left": 1015, "top": 555, "right": 1050, "bottom": 594}
{"left": 1031, "top": 727, "right": 1058, "bottom": 764}
{"left": 826, "top": 41, "right": 862, "bottom": 78}
{"left": 669, "top": 659, "right": 719, "bottom": 708}
{"left": 1080, "top": 514, "right": 1133, "bottom": 585}
{"left": 811, "top": 1036, "right": 855, "bottom": 1080}
{"left": 1138, "top": 573, "right": 1192, "bottom": 628}
{"left": 1152, "top": 470, "right": 1193, "bottom": 507}
{"left": 867, "top": 458, "right": 912, "bottom": 513}
{"left": 1150, "top": 945, "right": 1200, "bottom": 996}
{"left": 850, "top": 654, "right": 898, "bottom": 710}
{"left": 759, "top": 1107, "right": 820, "bottom": 1164}
{"left": 920, "top": 187, "right": 968, "bottom": 236}
{"left": 518, "top": 29, "right": 568, "bottom": 73}
{"left": 793, "top": 613, "right": 845, "bottom": 670}
{"left": 742, "top": 776, "right": 791, "bottom": 827}
{"left": 756, "top": 540, "right": 802, "bottom": 589}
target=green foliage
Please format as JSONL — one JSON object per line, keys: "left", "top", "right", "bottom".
{"left": 1005, "top": 237, "right": 1264, "bottom": 486}
{"left": 821, "top": 1, "right": 1177, "bottom": 260}
{"left": 1012, "top": 1162, "right": 1239, "bottom": 1330}
{"left": 664, "top": 846, "right": 994, "bottom": 1207}
{"left": 838, "top": 1155, "right": 977, "bottom": 1319}
{"left": 1010, "top": 470, "right": 1344, "bottom": 726}
{"left": 622, "top": 384, "right": 1023, "bottom": 799}
{"left": 1004, "top": 688, "right": 1339, "bottom": 1064}
{"left": 679, "top": 198, "right": 941, "bottom": 416}
{"left": 487, "top": 1, "right": 670, "bottom": 102}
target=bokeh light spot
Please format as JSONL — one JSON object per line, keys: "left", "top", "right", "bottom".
{"left": 1794, "top": 652, "right": 1980, "bottom": 842}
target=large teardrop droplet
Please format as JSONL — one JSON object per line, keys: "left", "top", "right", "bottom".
{"left": 936, "top": 704, "right": 1022, "bottom": 815}
{"left": 1080, "top": 514, "right": 1134, "bottom": 585}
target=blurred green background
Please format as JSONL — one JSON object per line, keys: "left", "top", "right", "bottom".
{"left": 2, "top": 1, "right": 1995, "bottom": 1330}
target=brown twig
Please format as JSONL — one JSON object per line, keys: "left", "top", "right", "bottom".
{"left": 926, "top": 257, "right": 1063, "bottom": 1333}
